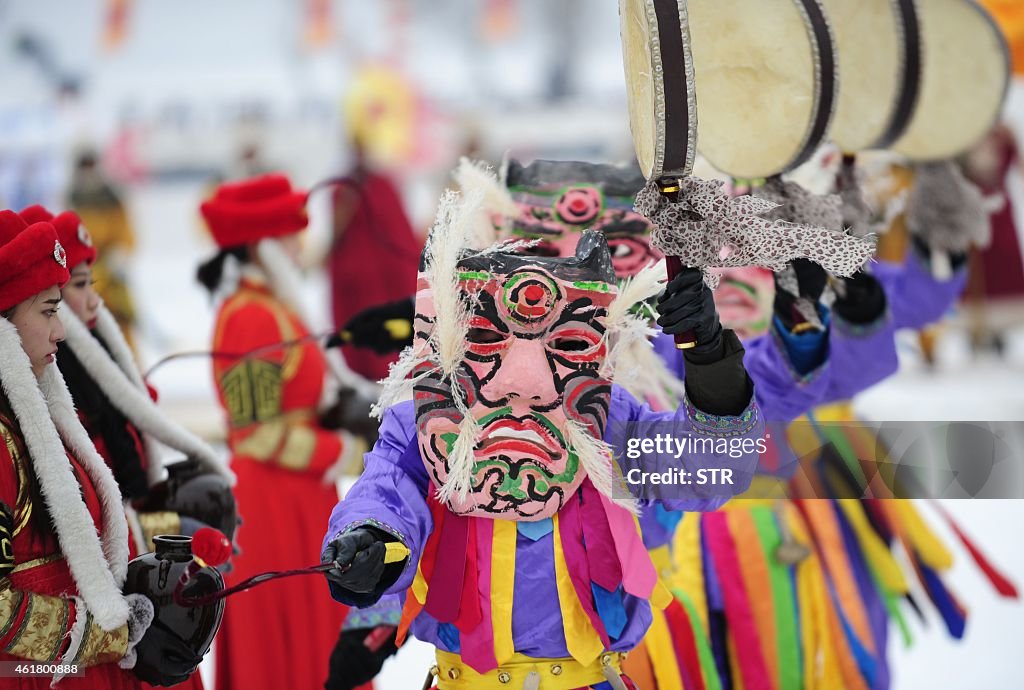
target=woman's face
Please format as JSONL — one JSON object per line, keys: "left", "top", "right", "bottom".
{"left": 8, "top": 286, "right": 66, "bottom": 378}
{"left": 62, "top": 262, "right": 101, "bottom": 327}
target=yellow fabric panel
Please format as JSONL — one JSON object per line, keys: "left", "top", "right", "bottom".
{"left": 433, "top": 649, "right": 625, "bottom": 690}
{"left": 786, "top": 504, "right": 843, "bottom": 690}
{"left": 646, "top": 606, "right": 686, "bottom": 690}
{"left": 491, "top": 520, "right": 517, "bottom": 665}
{"left": 671, "top": 513, "right": 709, "bottom": 634}
{"left": 835, "top": 500, "right": 908, "bottom": 594}
{"left": 893, "top": 501, "right": 953, "bottom": 570}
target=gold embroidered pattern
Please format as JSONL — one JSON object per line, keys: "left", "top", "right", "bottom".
{"left": 0, "top": 588, "right": 26, "bottom": 641}
{"left": 221, "top": 359, "right": 283, "bottom": 428}
{"left": 72, "top": 612, "right": 129, "bottom": 667}
{"left": 3, "top": 592, "right": 70, "bottom": 662}
{"left": 10, "top": 554, "right": 62, "bottom": 575}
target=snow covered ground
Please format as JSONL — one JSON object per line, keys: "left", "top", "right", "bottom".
{"left": 122, "top": 181, "right": 1022, "bottom": 689}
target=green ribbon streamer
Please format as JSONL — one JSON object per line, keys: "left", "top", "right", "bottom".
{"left": 753, "top": 507, "right": 801, "bottom": 690}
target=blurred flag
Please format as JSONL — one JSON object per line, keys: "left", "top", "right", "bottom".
{"left": 102, "top": 0, "right": 132, "bottom": 52}
{"left": 304, "top": 0, "right": 334, "bottom": 49}
{"left": 482, "top": 0, "right": 519, "bottom": 42}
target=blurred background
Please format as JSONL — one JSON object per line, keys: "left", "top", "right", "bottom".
{"left": 1, "top": 0, "right": 1021, "bottom": 688}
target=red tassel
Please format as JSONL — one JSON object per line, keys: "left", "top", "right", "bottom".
{"left": 931, "top": 502, "right": 1019, "bottom": 598}
{"left": 663, "top": 599, "right": 706, "bottom": 690}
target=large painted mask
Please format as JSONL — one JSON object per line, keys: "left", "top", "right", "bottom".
{"left": 413, "top": 231, "right": 617, "bottom": 521}
{"left": 501, "top": 159, "right": 661, "bottom": 280}
{"left": 711, "top": 266, "right": 775, "bottom": 341}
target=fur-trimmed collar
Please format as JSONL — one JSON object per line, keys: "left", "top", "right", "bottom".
{"left": 60, "top": 305, "right": 235, "bottom": 486}
{"left": 0, "top": 317, "right": 129, "bottom": 630}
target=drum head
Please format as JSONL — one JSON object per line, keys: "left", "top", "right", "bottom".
{"left": 619, "top": 0, "right": 698, "bottom": 180}
{"left": 894, "top": 0, "right": 1009, "bottom": 161}
{"left": 688, "top": 0, "right": 837, "bottom": 179}
{"left": 824, "top": 0, "right": 921, "bottom": 152}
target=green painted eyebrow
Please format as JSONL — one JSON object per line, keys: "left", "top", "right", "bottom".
{"left": 458, "top": 271, "right": 493, "bottom": 281}
{"left": 572, "top": 281, "right": 611, "bottom": 292}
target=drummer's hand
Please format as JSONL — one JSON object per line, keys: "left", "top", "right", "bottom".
{"left": 773, "top": 259, "right": 828, "bottom": 329}
{"left": 321, "top": 528, "right": 392, "bottom": 595}
{"left": 656, "top": 267, "right": 722, "bottom": 352}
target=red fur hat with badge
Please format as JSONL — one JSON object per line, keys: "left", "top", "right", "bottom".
{"left": 0, "top": 210, "right": 70, "bottom": 313}
{"left": 200, "top": 174, "right": 309, "bottom": 249}
{"left": 19, "top": 205, "right": 97, "bottom": 270}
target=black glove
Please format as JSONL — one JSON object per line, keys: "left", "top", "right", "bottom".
{"left": 337, "top": 297, "right": 415, "bottom": 354}
{"left": 319, "top": 387, "right": 379, "bottom": 446}
{"left": 833, "top": 271, "right": 887, "bottom": 325}
{"left": 773, "top": 259, "right": 828, "bottom": 330}
{"left": 131, "top": 622, "right": 203, "bottom": 687}
{"left": 656, "top": 268, "right": 722, "bottom": 354}
{"left": 1, "top": 502, "right": 13, "bottom": 578}
{"left": 325, "top": 626, "right": 400, "bottom": 690}
{"left": 322, "top": 528, "right": 397, "bottom": 601}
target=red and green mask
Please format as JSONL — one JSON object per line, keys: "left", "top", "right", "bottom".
{"left": 413, "top": 232, "right": 617, "bottom": 520}
{"left": 501, "top": 160, "right": 661, "bottom": 280}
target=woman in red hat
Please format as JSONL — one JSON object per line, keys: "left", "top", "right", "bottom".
{"left": 0, "top": 210, "right": 154, "bottom": 688}
{"left": 197, "top": 174, "right": 366, "bottom": 690}
{"left": 19, "top": 205, "right": 236, "bottom": 554}
{"left": 17, "top": 205, "right": 238, "bottom": 690}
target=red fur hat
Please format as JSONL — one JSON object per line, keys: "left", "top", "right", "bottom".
{"left": 0, "top": 210, "right": 70, "bottom": 313}
{"left": 200, "top": 174, "right": 309, "bottom": 249}
{"left": 19, "top": 205, "right": 97, "bottom": 270}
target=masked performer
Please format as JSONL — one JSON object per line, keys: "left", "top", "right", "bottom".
{"left": 321, "top": 181, "right": 763, "bottom": 690}
{"left": 197, "top": 174, "right": 364, "bottom": 690}
{"left": 0, "top": 210, "right": 158, "bottom": 688}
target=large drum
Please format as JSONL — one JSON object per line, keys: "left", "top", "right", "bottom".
{"left": 822, "top": 0, "right": 922, "bottom": 152}
{"left": 619, "top": 0, "right": 839, "bottom": 181}
{"left": 893, "top": 0, "right": 1010, "bottom": 160}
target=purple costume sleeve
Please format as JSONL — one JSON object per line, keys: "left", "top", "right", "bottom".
{"left": 322, "top": 403, "right": 432, "bottom": 599}
{"left": 608, "top": 385, "right": 763, "bottom": 513}
{"left": 822, "top": 312, "right": 899, "bottom": 403}
{"left": 872, "top": 253, "right": 967, "bottom": 330}
{"left": 654, "top": 328, "right": 829, "bottom": 424}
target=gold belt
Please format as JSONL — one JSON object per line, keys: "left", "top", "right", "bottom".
{"left": 432, "top": 650, "right": 627, "bottom": 690}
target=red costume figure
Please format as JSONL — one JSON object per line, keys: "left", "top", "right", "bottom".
{"left": 198, "top": 175, "right": 363, "bottom": 690}
{"left": 0, "top": 210, "right": 155, "bottom": 688}
{"left": 19, "top": 205, "right": 236, "bottom": 690}
{"left": 328, "top": 144, "right": 421, "bottom": 381}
